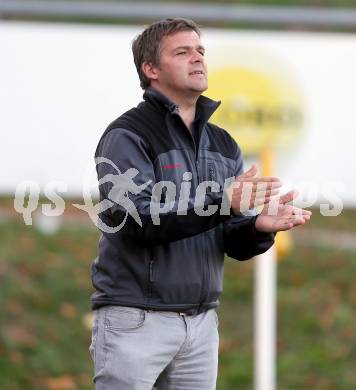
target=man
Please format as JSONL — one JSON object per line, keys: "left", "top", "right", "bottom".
{"left": 89, "top": 18, "right": 311, "bottom": 390}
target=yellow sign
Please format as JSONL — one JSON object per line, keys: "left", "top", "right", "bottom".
{"left": 207, "top": 49, "right": 304, "bottom": 259}
{"left": 207, "top": 56, "right": 304, "bottom": 155}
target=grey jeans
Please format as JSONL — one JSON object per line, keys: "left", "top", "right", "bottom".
{"left": 89, "top": 305, "right": 219, "bottom": 389}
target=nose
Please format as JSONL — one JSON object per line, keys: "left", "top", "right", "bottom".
{"left": 190, "top": 49, "right": 204, "bottom": 63}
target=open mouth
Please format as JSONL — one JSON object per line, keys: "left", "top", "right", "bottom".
{"left": 189, "top": 70, "right": 204, "bottom": 75}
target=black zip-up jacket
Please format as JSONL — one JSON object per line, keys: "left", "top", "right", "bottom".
{"left": 91, "top": 88, "right": 275, "bottom": 313}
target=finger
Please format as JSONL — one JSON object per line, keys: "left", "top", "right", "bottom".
{"left": 278, "top": 221, "right": 294, "bottom": 231}
{"left": 237, "top": 181, "right": 282, "bottom": 194}
{"left": 252, "top": 188, "right": 286, "bottom": 206}
{"left": 289, "top": 215, "right": 308, "bottom": 225}
{"left": 250, "top": 189, "right": 281, "bottom": 206}
{"left": 271, "top": 218, "right": 294, "bottom": 231}
{"left": 236, "top": 187, "right": 281, "bottom": 201}
{"left": 239, "top": 188, "right": 276, "bottom": 205}
{"left": 254, "top": 188, "right": 281, "bottom": 197}
{"left": 253, "top": 193, "right": 280, "bottom": 205}
{"left": 279, "top": 190, "right": 298, "bottom": 205}
{"left": 253, "top": 183, "right": 283, "bottom": 192}
{"left": 292, "top": 218, "right": 307, "bottom": 227}
{"left": 242, "top": 177, "right": 282, "bottom": 184}
{"left": 276, "top": 216, "right": 305, "bottom": 231}
{"left": 250, "top": 196, "right": 271, "bottom": 208}
{"left": 292, "top": 207, "right": 312, "bottom": 216}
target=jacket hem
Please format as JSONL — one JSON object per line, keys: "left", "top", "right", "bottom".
{"left": 91, "top": 298, "right": 219, "bottom": 313}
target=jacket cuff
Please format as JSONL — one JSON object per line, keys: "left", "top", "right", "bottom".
{"left": 250, "top": 214, "right": 276, "bottom": 240}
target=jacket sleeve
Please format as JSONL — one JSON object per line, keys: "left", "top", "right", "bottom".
{"left": 95, "top": 128, "right": 231, "bottom": 246}
{"left": 222, "top": 144, "right": 275, "bottom": 261}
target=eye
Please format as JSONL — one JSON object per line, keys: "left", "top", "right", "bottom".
{"left": 176, "top": 51, "right": 187, "bottom": 55}
{"left": 198, "top": 50, "right": 205, "bottom": 56}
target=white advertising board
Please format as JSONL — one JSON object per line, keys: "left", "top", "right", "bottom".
{"left": 1, "top": 21, "right": 355, "bottom": 207}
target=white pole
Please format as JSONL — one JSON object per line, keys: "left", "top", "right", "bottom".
{"left": 254, "top": 245, "right": 277, "bottom": 390}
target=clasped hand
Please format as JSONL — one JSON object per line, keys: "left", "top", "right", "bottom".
{"left": 227, "top": 164, "right": 312, "bottom": 233}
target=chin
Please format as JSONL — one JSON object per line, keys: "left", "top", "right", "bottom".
{"left": 191, "top": 83, "right": 208, "bottom": 93}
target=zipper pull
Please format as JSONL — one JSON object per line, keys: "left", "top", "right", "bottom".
{"left": 149, "top": 260, "right": 154, "bottom": 282}
{"left": 196, "top": 160, "right": 201, "bottom": 183}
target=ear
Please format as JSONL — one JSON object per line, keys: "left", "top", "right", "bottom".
{"left": 142, "top": 61, "right": 159, "bottom": 83}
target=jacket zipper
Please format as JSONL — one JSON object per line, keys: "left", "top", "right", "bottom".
{"left": 147, "top": 247, "right": 155, "bottom": 297}
{"left": 149, "top": 260, "right": 154, "bottom": 283}
{"left": 193, "top": 128, "right": 211, "bottom": 311}
{"left": 174, "top": 113, "right": 209, "bottom": 309}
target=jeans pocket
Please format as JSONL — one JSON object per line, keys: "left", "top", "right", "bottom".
{"left": 89, "top": 325, "right": 98, "bottom": 361}
{"left": 104, "top": 306, "right": 146, "bottom": 331}
{"left": 91, "top": 310, "right": 109, "bottom": 381}
{"left": 213, "top": 309, "right": 219, "bottom": 328}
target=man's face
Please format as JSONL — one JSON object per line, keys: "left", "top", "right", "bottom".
{"left": 152, "top": 30, "right": 208, "bottom": 95}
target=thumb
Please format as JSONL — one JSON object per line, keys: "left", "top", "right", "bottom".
{"left": 279, "top": 190, "right": 298, "bottom": 205}
{"left": 238, "top": 164, "right": 258, "bottom": 179}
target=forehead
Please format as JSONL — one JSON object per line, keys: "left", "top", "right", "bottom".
{"left": 160, "top": 30, "right": 202, "bottom": 51}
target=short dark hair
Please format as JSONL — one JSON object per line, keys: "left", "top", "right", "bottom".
{"left": 132, "top": 18, "right": 201, "bottom": 90}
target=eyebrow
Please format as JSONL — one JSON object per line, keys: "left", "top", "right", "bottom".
{"left": 172, "top": 45, "right": 205, "bottom": 52}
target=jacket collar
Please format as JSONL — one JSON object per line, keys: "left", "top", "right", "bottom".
{"left": 143, "top": 87, "right": 221, "bottom": 125}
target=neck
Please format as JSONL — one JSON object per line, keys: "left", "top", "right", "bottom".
{"left": 151, "top": 85, "right": 199, "bottom": 131}
{"left": 178, "top": 100, "right": 197, "bottom": 131}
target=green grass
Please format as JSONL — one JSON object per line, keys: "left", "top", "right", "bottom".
{"left": 0, "top": 219, "right": 355, "bottom": 389}
{"left": 0, "top": 221, "right": 97, "bottom": 389}
{"left": 219, "top": 245, "right": 356, "bottom": 389}
{"left": 304, "top": 207, "right": 356, "bottom": 232}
